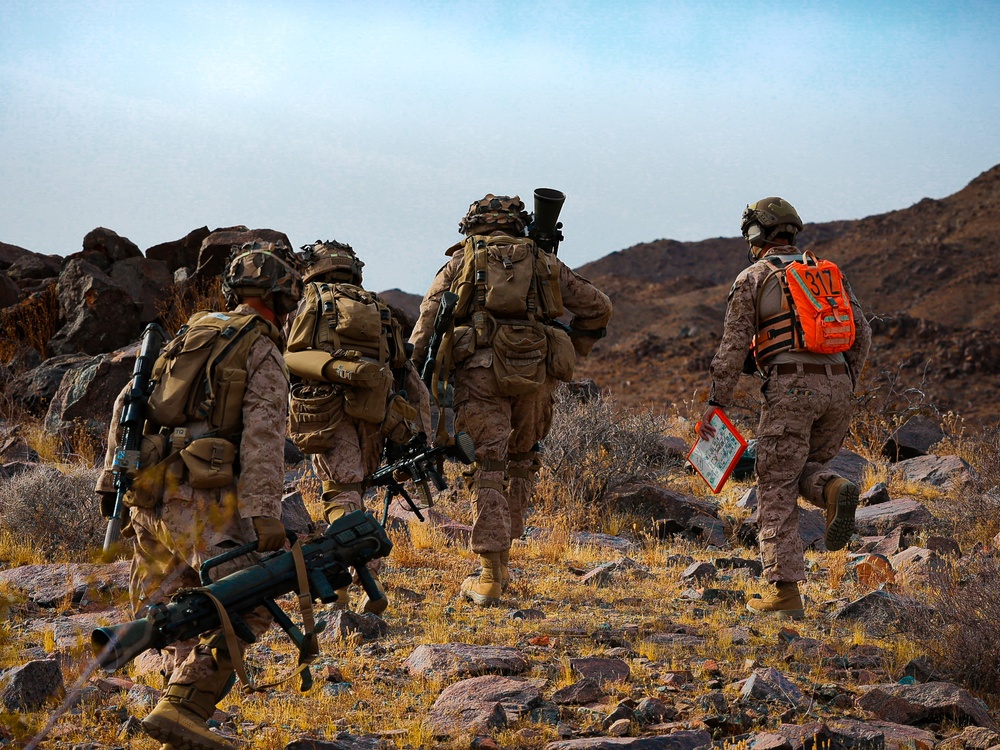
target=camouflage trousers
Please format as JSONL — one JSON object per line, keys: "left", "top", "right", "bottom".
{"left": 454, "top": 359, "right": 556, "bottom": 554}
{"left": 128, "top": 483, "right": 272, "bottom": 693}
{"left": 756, "top": 368, "right": 855, "bottom": 583}
{"left": 312, "top": 416, "right": 384, "bottom": 574}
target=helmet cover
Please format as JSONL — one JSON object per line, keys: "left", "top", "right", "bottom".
{"left": 222, "top": 240, "right": 303, "bottom": 315}
{"left": 300, "top": 240, "right": 364, "bottom": 284}
{"left": 458, "top": 194, "right": 530, "bottom": 235}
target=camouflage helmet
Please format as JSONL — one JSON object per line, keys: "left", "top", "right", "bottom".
{"left": 458, "top": 194, "right": 530, "bottom": 235}
{"left": 299, "top": 240, "right": 364, "bottom": 285}
{"left": 222, "top": 240, "right": 303, "bottom": 315}
{"left": 740, "top": 196, "right": 803, "bottom": 248}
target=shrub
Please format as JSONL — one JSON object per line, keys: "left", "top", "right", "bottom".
{"left": 0, "top": 464, "right": 105, "bottom": 557}
{"left": 157, "top": 276, "right": 224, "bottom": 336}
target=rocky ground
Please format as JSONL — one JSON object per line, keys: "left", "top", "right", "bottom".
{"left": 1, "top": 409, "right": 998, "bottom": 749}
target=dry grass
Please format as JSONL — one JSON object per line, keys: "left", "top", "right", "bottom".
{"left": 156, "top": 276, "right": 224, "bottom": 336}
{"left": 0, "top": 284, "right": 59, "bottom": 362}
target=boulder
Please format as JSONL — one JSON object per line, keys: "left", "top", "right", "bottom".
{"left": 831, "top": 591, "right": 932, "bottom": 633}
{"left": 146, "top": 226, "right": 212, "bottom": 274}
{"left": 861, "top": 482, "right": 891, "bottom": 506}
{"left": 893, "top": 455, "right": 977, "bottom": 490}
{"left": 854, "top": 499, "right": 934, "bottom": 536}
{"left": 320, "top": 611, "right": 387, "bottom": 643}
{"left": 738, "top": 667, "right": 804, "bottom": 706}
{"left": 44, "top": 344, "right": 137, "bottom": 436}
{"left": 889, "top": 547, "right": 947, "bottom": 585}
{"left": 0, "top": 561, "right": 130, "bottom": 607}
{"left": 0, "top": 271, "right": 19, "bottom": 308}
{"left": 6, "top": 353, "right": 92, "bottom": 414}
{"left": 79, "top": 227, "right": 142, "bottom": 265}
{"left": 280, "top": 490, "right": 315, "bottom": 536}
{"left": 603, "top": 483, "right": 719, "bottom": 537}
{"left": 195, "top": 227, "right": 291, "bottom": 280}
{"left": 569, "top": 657, "right": 630, "bottom": 684}
{"left": 49, "top": 258, "right": 143, "bottom": 355}
{"left": 6, "top": 253, "right": 61, "bottom": 286}
{"left": 827, "top": 720, "right": 936, "bottom": 750}
{"left": 0, "top": 659, "right": 64, "bottom": 711}
{"left": 578, "top": 556, "right": 653, "bottom": 587}
{"left": 110, "top": 256, "right": 174, "bottom": 322}
{"left": 938, "top": 726, "right": 1000, "bottom": 750}
{"left": 542, "top": 729, "right": 712, "bottom": 750}
{"left": 882, "top": 416, "right": 946, "bottom": 462}
{"left": 404, "top": 643, "right": 529, "bottom": 679}
{"left": 739, "top": 504, "right": 826, "bottom": 551}
{"left": 857, "top": 681, "right": 997, "bottom": 729}
{"left": 826, "top": 448, "right": 871, "bottom": 486}
{"left": 0, "top": 240, "right": 38, "bottom": 269}
{"left": 681, "top": 561, "right": 717, "bottom": 583}
{"left": 428, "top": 674, "right": 542, "bottom": 736}
{"left": 552, "top": 678, "right": 605, "bottom": 705}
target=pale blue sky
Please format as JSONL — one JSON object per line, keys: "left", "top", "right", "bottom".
{"left": 1, "top": 1, "right": 998, "bottom": 293}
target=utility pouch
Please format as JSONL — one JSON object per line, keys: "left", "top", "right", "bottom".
{"left": 492, "top": 323, "right": 547, "bottom": 396}
{"left": 544, "top": 325, "right": 576, "bottom": 382}
{"left": 325, "top": 356, "right": 387, "bottom": 388}
{"left": 380, "top": 394, "right": 419, "bottom": 445}
{"left": 124, "top": 433, "right": 170, "bottom": 509}
{"left": 180, "top": 437, "right": 237, "bottom": 490}
{"left": 212, "top": 367, "right": 247, "bottom": 433}
{"left": 535, "top": 251, "right": 564, "bottom": 318}
{"left": 288, "top": 383, "right": 345, "bottom": 453}
{"left": 343, "top": 370, "right": 393, "bottom": 423}
{"left": 451, "top": 325, "right": 477, "bottom": 364}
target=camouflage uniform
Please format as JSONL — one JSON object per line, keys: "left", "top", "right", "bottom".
{"left": 411, "top": 247, "right": 612, "bottom": 554}
{"left": 97, "top": 303, "right": 288, "bottom": 689}
{"left": 709, "top": 247, "right": 871, "bottom": 582}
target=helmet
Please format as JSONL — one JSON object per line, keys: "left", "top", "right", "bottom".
{"left": 299, "top": 240, "right": 364, "bottom": 285}
{"left": 222, "top": 240, "right": 303, "bottom": 315}
{"left": 740, "top": 197, "right": 803, "bottom": 248}
{"left": 458, "top": 194, "right": 530, "bottom": 236}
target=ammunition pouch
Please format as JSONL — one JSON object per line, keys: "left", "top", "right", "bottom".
{"left": 492, "top": 323, "right": 547, "bottom": 396}
{"left": 451, "top": 324, "right": 477, "bottom": 365}
{"left": 544, "top": 325, "right": 576, "bottom": 382}
{"left": 380, "top": 394, "right": 419, "bottom": 445}
{"left": 122, "top": 433, "right": 171, "bottom": 509}
{"left": 180, "top": 437, "right": 237, "bottom": 490}
{"left": 343, "top": 368, "right": 393, "bottom": 423}
{"left": 288, "top": 383, "right": 344, "bottom": 453}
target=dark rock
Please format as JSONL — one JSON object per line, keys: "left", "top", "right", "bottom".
{"left": 925, "top": 536, "right": 962, "bottom": 557}
{"left": 603, "top": 483, "right": 719, "bottom": 535}
{"left": 739, "top": 667, "right": 804, "bottom": 706}
{"left": 510, "top": 609, "right": 546, "bottom": 621}
{"left": 903, "top": 656, "right": 939, "bottom": 684}
{"left": 552, "top": 678, "right": 605, "bottom": 705}
{"left": 882, "top": 416, "right": 946, "bottom": 462}
{"left": 284, "top": 438, "right": 304, "bottom": 465}
{"left": 861, "top": 482, "right": 891, "bottom": 506}
{"left": 284, "top": 733, "right": 389, "bottom": 750}
{"left": 699, "top": 691, "right": 728, "bottom": 714}
{"left": 939, "top": 726, "right": 1000, "bottom": 750}
{"left": 714, "top": 557, "right": 763, "bottom": 577}
{"left": 857, "top": 681, "right": 997, "bottom": 729}
{"left": 195, "top": 227, "right": 291, "bottom": 280}
{"left": 700, "top": 588, "right": 746, "bottom": 606}
{"left": 404, "top": 643, "right": 529, "bottom": 679}
{"left": 429, "top": 674, "right": 541, "bottom": 736}
{"left": 827, "top": 448, "right": 871, "bottom": 486}
{"left": 80, "top": 227, "right": 142, "bottom": 265}
{"left": 0, "top": 271, "right": 19, "bottom": 308}
{"left": 280, "top": 490, "right": 314, "bottom": 536}
{"left": 785, "top": 638, "right": 837, "bottom": 663}
{"left": 889, "top": 547, "right": 947, "bottom": 585}
{"left": 565, "top": 379, "right": 601, "bottom": 402}
{"left": 321, "top": 611, "right": 387, "bottom": 643}
{"left": 0, "top": 561, "right": 130, "bottom": 607}
{"left": 0, "top": 659, "right": 64, "bottom": 710}
{"left": 0, "top": 434, "right": 39, "bottom": 463}
{"left": 579, "top": 556, "right": 652, "bottom": 587}
{"left": 737, "top": 487, "right": 757, "bottom": 509}
{"left": 7, "top": 353, "right": 91, "bottom": 413}
{"left": 831, "top": 591, "right": 932, "bottom": 632}
{"left": 748, "top": 733, "right": 793, "bottom": 750}
{"left": 635, "top": 697, "right": 676, "bottom": 725}
{"left": 681, "top": 562, "right": 717, "bottom": 583}
{"left": 741, "top": 504, "right": 827, "bottom": 551}
{"left": 644, "top": 633, "right": 706, "bottom": 648}
{"left": 49, "top": 259, "right": 142, "bottom": 356}
{"left": 687, "top": 515, "right": 727, "bottom": 546}
{"left": 854, "top": 499, "right": 935, "bottom": 536}
{"left": 542, "top": 729, "right": 713, "bottom": 750}
{"left": 146, "top": 227, "right": 212, "bottom": 274}
{"left": 571, "top": 531, "right": 640, "bottom": 554}
{"left": 775, "top": 722, "right": 833, "bottom": 750}
{"left": 109, "top": 257, "right": 174, "bottom": 323}
{"left": 894, "top": 455, "right": 976, "bottom": 490}
{"left": 570, "top": 657, "right": 630, "bottom": 684}
{"left": 602, "top": 702, "right": 636, "bottom": 730}
{"left": 870, "top": 526, "right": 917, "bottom": 557}
{"left": 44, "top": 345, "right": 137, "bottom": 436}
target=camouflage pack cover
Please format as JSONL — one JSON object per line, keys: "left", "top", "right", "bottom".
{"left": 458, "top": 194, "right": 531, "bottom": 235}
{"left": 222, "top": 240, "right": 303, "bottom": 314}
{"left": 300, "top": 240, "right": 364, "bottom": 284}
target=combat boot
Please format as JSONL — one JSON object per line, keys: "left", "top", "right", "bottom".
{"left": 141, "top": 684, "right": 233, "bottom": 750}
{"left": 823, "top": 477, "right": 859, "bottom": 552}
{"left": 324, "top": 505, "right": 353, "bottom": 610}
{"left": 356, "top": 572, "right": 388, "bottom": 615}
{"left": 499, "top": 550, "right": 511, "bottom": 592}
{"left": 460, "top": 553, "right": 503, "bottom": 606}
{"left": 746, "top": 582, "right": 805, "bottom": 620}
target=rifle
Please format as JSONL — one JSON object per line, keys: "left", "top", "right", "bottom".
{"left": 420, "top": 290, "right": 459, "bottom": 393}
{"left": 92, "top": 510, "right": 391, "bottom": 692}
{"left": 103, "top": 322, "right": 167, "bottom": 553}
{"left": 371, "top": 431, "right": 475, "bottom": 525}
{"left": 527, "top": 187, "right": 566, "bottom": 255}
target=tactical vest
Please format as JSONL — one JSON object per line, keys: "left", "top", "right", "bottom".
{"left": 146, "top": 310, "right": 280, "bottom": 439}
{"left": 753, "top": 251, "right": 857, "bottom": 366}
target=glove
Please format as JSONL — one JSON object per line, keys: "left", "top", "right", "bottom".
{"left": 252, "top": 516, "right": 287, "bottom": 552}
{"left": 97, "top": 491, "right": 117, "bottom": 518}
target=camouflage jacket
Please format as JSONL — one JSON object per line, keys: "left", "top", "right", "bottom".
{"left": 709, "top": 246, "right": 872, "bottom": 406}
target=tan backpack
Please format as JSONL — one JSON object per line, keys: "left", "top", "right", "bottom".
{"left": 146, "top": 311, "right": 278, "bottom": 438}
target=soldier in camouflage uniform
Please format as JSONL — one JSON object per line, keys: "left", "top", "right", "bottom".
{"left": 698, "top": 198, "right": 871, "bottom": 619}
{"left": 96, "top": 241, "right": 302, "bottom": 750}
{"left": 410, "top": 194, "right": 612, "bottom": 606}
{"left": 283, "top": 241, "right": 430, "bottom": 614}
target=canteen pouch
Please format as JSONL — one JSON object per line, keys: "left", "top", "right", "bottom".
{"left": 380, "top": 394, "right": 420, "bottom": 445}
{"left": 124, "top": 433, "right": 170, "bottom": 509}
{"left": 325, "top": 356, "right": 388, "bottom": 388}
{"left": 288, "top": 383, "right": 344, "bottom": 453}
{"left": 344, "top": 370, "right": 393, "bottom": 423}
{"left": 180, "top": 437, "right": 237, "bottom": 490}
{"left": 492, "top": 324, "right": 547, "bottom": 396}
{"left": 544, "top": 325, "right": 576, "bottom": 382}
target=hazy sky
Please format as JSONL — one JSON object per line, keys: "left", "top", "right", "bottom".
{"left": 2, "top": 1, "right": 998, "bottom": 293}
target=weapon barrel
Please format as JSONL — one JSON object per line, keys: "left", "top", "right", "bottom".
{"left": 92, "top": 618, "right": 157, "bottom": 672}
{"left": 532, "top": 188, "right": 566, "bottom": 236}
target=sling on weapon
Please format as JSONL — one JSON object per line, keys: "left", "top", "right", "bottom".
{"left": 92, "top": 510, "right": 392, "bottom": 692}
{"left": 420, "top": 290, "right": 459, "bottom": 392}
{"left": 103, "top": 322, "right": 167, "bottom": 553}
